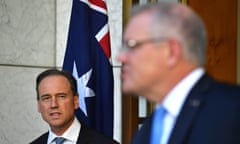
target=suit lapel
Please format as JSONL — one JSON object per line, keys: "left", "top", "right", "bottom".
{"left": 131, "top": 116, "right": 152, "bottom": 144}
{"left": 76, "top": 124, "right": 90, "bottom": 144}
{"left": 168, "top": 74, "right": 213, "bottom": 144}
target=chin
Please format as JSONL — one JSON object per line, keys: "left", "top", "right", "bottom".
{"left": 122, "top": 86, "right": 138, "bottom": 96}
{"left": 122, "top": 84, "right": 132, "bottom": 93}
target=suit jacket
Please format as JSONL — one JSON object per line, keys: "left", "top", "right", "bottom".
{"left": 30, "top": 123, "right": 119, "bottom": 144}
{"left": 131, "top": 74, "right": 240, "bottom": 144}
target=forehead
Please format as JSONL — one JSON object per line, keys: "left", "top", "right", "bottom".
{"left": 124, "top": 12, "right": 152, "bottom": 39}
{"left": 38, "top": 75, "right": 71, "bottom": 91}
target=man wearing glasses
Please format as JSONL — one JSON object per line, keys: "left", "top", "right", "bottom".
{"left": 117, "top": 2, "right": 240, "bottom": 144}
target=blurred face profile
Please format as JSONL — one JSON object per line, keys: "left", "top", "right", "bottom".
{"left": 118, "top": 12, "right": 170, "bottom": 99}
{"left": 37, "top": 75, "right": 79, "bottom": 133}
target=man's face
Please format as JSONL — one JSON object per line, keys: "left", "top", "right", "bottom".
{"left": 37, "top": 75, "right": 79, "bottom": 133}
{"left": 117, "top": 12, "right": 170, "bottom": 101}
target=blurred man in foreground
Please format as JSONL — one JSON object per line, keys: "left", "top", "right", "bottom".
{"left": 118, "top": 2, "right": 240, "bottom": 144}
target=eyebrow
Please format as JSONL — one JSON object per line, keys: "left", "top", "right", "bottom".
{"left": 40, "top": 92, "right": 68, "bottom": 98}
{"left": 56, "top": 92, "right": 67, "bottom": 96}
{"left": 40, "top": 94, "right": 51, "bottom": 98}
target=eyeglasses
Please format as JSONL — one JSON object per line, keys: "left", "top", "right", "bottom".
{"left": 122, "top": 37, "right": 167, "bottom": 52}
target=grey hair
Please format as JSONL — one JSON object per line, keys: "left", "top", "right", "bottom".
{"left": 130, "top": 2, "right": 207, "bottom": 66}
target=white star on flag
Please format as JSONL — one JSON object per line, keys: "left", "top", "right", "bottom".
{"left": 72, "top": 62, "right": 95, "bottom": 116}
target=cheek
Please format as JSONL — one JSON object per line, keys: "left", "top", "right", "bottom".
{"left": 130, "top": 53, "right": 149, "bottom": 73}
{"left": 127, "top": 51, "right": 159, "bottom": 82}
{"left": 138, "top": 56, "right": 161, "bottom": 77}
{"left": 136, "top": 66, "right": 160, "bottom": 87}
{"left": 137, "top": 57, "right": 163, "bottom": 84}
{"left": 38, "top": 104, "right": 50, "bottom": 116}
{"left": 38, "top": 103, "right": 45, "bottom": 113}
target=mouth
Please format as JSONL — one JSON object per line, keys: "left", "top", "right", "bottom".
{"left": 121, "top": 71, "right": 128, "bottom": 81}
{"left": 121, "top": 66, "right": 129, "bottom": 80}
{"left": 49, "top": 112, "right": 61, "bottom": 119}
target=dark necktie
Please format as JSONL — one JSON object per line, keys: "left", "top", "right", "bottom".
{"left": 55, "top": 137, "right": 65, "bottom": 144}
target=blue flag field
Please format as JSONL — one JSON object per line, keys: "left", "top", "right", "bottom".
{"left": 63, "top": 0, "right": 114, "bottom": 138}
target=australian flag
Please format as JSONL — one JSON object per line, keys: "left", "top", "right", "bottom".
{"left": 62, "top": 0, "right": 114, "bottom": 138}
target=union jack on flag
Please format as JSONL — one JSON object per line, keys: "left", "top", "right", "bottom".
{"left": 63, "top": 0, "right": 114, "bottom": 138}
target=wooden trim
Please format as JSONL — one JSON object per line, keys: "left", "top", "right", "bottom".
{"left": 122, "top": 94, "right": 138, "bottom": 144}
{"left": 150, "top": 0, "right": 157, "bottom": 2}
{"left": 122, "top": 1, "right": 136, "bottom": 143}
{"left": 180, "top": 0, "right": 188, "bottom": 4}
{"left": 123, "top": 0, "right": 132, "bottom": 28}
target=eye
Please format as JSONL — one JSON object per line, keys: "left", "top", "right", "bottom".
{"left": 40, "top": 95, "right": 51, "bottom": 101}
{"left": 57, "top": 94, "right": 67, "bottom": 99}
{"left": 127, "top": 39, "right": 138, "bottom": 49}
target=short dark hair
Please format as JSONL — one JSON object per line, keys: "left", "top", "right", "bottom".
{"left": 36, "top": 69, "right": 78, "bottom": 100}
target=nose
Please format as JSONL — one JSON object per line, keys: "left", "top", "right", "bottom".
{"left": 50, "top": 97, "right": 58, "bottom": 108}
{"left": 117, "top": 51, "right": 128, "bottom": 64}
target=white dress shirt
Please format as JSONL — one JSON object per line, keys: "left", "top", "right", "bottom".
{"left": 48, "top": 117, "right": 81, "bottom": 144}
{"left": 156, "top": 68, "right": 204, "bottom": 144}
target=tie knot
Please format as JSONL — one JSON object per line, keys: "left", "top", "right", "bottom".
{"left": 155, "top": 106, "right": 166, "bottom": 116}
{"left": 55, "top": 137, "right": 65, "bottom": 144}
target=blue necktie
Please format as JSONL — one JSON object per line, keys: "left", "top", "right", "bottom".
{"left": 151, "top": 106, "right": 166, "bottom": 144}
{"left": 55, "top": 137, "right": 65, "bottom": 144}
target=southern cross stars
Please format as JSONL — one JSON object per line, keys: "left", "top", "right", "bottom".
{"left": 72, "top": 62, "right": 95, "bottom": 116}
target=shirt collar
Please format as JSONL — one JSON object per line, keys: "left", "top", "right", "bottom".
{"left": 47, "top": 117, "right": 81, "bottom": 144}
{"left": 162, "top": 68, "right": 205, "bottom": 118}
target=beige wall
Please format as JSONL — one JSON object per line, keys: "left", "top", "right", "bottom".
{"left": 0, "top": 0, "right": 122, "bottom": 143}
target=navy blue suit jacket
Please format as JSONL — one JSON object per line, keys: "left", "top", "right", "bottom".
{"left": 131, "top": 74, "right": 240, "bottom": 144}
{"left": 30, "top": 123, "right": 118, "bottom": 144}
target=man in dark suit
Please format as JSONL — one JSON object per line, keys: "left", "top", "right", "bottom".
{"left": 117, "top": 1, "right": 240, "bottom": 144}
{"left": 30, "top": 69, "right": 118, "bottom": 144}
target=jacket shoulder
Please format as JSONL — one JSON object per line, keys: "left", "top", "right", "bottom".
{"left": 78, "top": 124, "right": 119, "bottom": 144}
{"left": 29, "top": 132, "right": 48, "bottom": 144}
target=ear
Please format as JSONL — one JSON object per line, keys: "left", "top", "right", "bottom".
{"left": 74, "top": 95, "right": 79, "bottom": 109}
{"left": 166, "top": 39, "right": 182, "bottom": 68}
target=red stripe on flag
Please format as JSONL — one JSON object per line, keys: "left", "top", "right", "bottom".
{"left": 89, "top": 0, "right": 107, "bottom": 10}
{"left": 99, "top": 32, "right": 111, "bottom": 58}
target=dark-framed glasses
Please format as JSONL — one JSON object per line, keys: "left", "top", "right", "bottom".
{"left": 122, "top": 37, "right": 167, "bottom": 52}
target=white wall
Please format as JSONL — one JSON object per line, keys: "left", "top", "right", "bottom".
{"left": 0, "top": 0, "right": 122, "bottom": 143}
